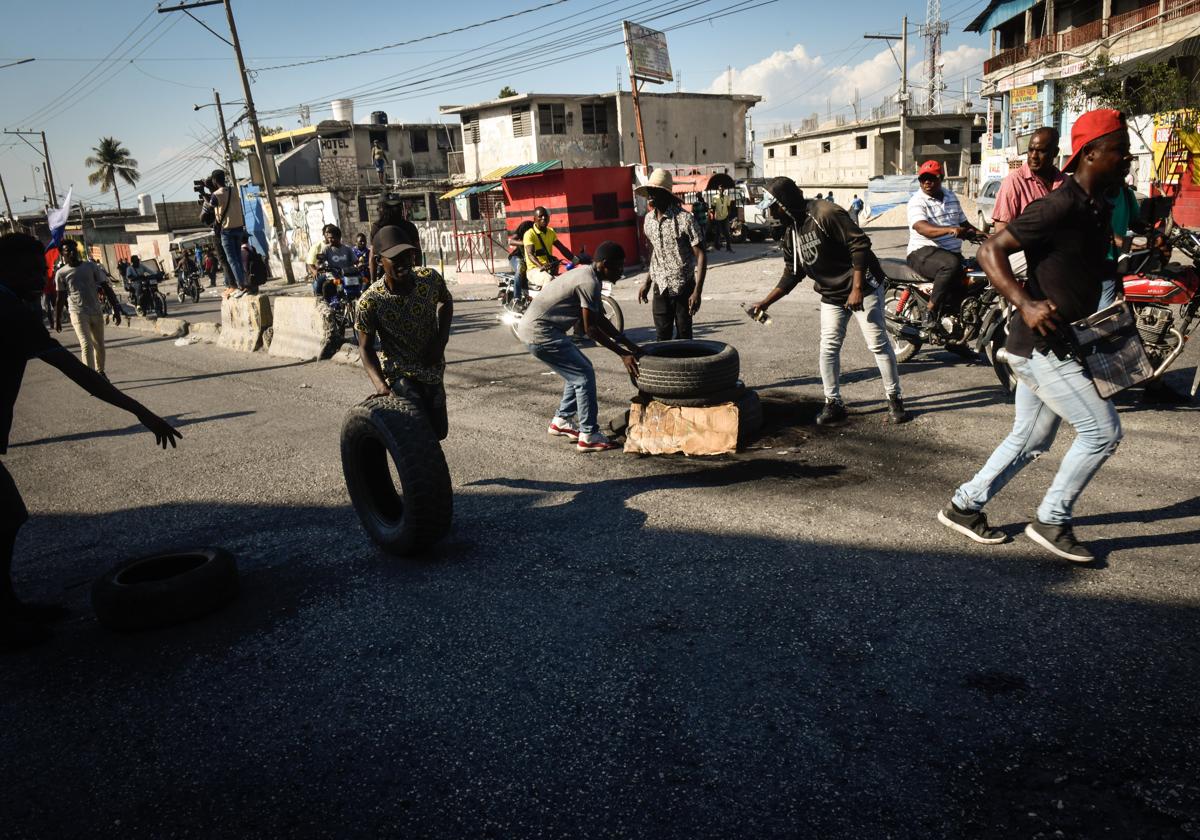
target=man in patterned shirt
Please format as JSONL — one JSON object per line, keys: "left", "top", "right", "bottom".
{"left": 636, "top": 170, "right": 707, "bottom": 340}
{"left": 354, "top": 226, "right": 454, "bottom": 439}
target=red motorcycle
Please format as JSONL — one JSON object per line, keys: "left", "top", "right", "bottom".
{"left": 1118, "top": 221, "right": 1200, "bottom": 397}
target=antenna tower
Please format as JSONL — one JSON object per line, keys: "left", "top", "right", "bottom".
{"left": 923, "top": 0, "right": 949, "bottom": 113}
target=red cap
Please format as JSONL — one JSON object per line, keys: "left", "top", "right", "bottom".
{"left": 917, "top": 160, "right": 943, "bottom": 179}
{"left": 1063, "top": 108, "right": 1126, "bottom": 172}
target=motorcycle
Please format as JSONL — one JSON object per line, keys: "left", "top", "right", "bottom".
{"left": 1113, "top": 221, "right": 1200, "bottom": 397}
{"left": 881, "top": 253, "right": 1018, "bottom": 392}
{"left": 176, "top": 269, "right": 202, "bottom": 304}
{"left": 496, "top": 252, "right": 624, "bottom": 340}
{"left": 128, "top": 271, "right": 168, "bottom": 318}
{"left": 316, "top": 265, "right": 364, "bottom": 341}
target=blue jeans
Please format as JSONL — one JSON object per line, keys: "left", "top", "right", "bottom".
{"left": 1098, "top": 275, "right": 1119, "bottom": 310}
{"left": 953, "top": 350, "right": 1122, "bottom": 525}
{"left": 509, "top": 254, "right": 526, "bottom": 301}
{"left": 818, "top": 289, "right": 901, "bottom": 401}
{"left": 220, "top": 227, "right": 248, "bottom": 290}
{"left": 527, "top": 335, "right": 598, "bottom": 435}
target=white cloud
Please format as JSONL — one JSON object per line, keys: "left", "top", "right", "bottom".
{"left": 708, "top": 42, "right": 988, "bottom": 123}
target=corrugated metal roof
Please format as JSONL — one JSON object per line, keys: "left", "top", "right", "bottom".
{"left": 463, "top": 182, "right": 502, "bottom": 196}
{"left": 481, "top": 164, "right": 518, "bottom": 180}
{"left": 439, "top": 186, "right": 469, "bottom": 199}
{"left": 504, "top": 160, "right": 561, "bottom": 177}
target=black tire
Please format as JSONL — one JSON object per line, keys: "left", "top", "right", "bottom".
{"left": 176, "top": 282, "right": 186, "bottom": 304}
{"left": 154, "top": 292, "right": 168, "bottom": 318}
{"left": 946, "top": 343, "right": 979, "bottom": 361}
{"left": 987, "top": 323, "right": 1017, "bottom": 398}
{"left": 341, "top": 394, "right": 453, "bottom": 556}
{"left": 883, "top": 287, "right": 922, "bottom": 363}
{"left": 92, "top": 548, "right": 238, "bottom": 632}
{"left": 649, "top": 383, "right": 745, "bottom": 407}
{"left": 736, "top": 388, "right": 762, "bottom": 448}
{"left": 635, "top": 340, "right": 740, "bottom": 398}
{"left": 191, "top": 283, "right": 201, "bottom": 304}
{"left": 602, "top": 297, "right": 624, "bottom": 333}
{"left": 771, "top": 227, "right": 784, "bottom": 242}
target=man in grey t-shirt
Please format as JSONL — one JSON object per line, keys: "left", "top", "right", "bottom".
{"left": 519, "top": 242, "right": 641, "bottom": 452}
{"left": 54, "top": 243, "right": 120, "bottom": 376}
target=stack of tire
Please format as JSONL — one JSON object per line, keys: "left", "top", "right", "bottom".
{"left": 634, "top": 340, "right": 762, "bottom": 447}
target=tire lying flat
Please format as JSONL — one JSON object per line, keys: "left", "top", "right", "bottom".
{"left": 92, "top": 547, "right": 238, "bottom": 632}
{"left": 341, "top": 394, "right": 453, "bottom": 556}
{"left": 635, "top": 340, "right": 740, "bottom": 398}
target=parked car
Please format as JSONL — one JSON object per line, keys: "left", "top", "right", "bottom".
{"left": 976, "top": 179, "right": 1002, "bottom": 233}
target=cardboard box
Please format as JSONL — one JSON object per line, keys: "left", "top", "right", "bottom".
{"left": 624, "top": 400, "right": 740, "bottom": 456}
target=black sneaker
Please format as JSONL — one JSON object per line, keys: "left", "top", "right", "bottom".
{"left": 816, "top": 399, "right": 847, "bottom": 426}
{"left": 938, "top": 503, "right": 1008, "bottom": 545}
{"left": 886, "top": 395, "right": 910, "bottom": 424}
{"left": 1024, "top": 521, "right": 1095, "bottom": 563}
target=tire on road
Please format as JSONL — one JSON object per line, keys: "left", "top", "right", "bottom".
{"left": 341, "top": 394, "right": 452, "bottom": 556}
{"left": 736, "top": 388, "right": 763, "bottom": 448}
{"left": 635, "top": 340, "right": 740, "bottom": 398}
{"left": 647, "top": 382, "right": 745, "bottom": 407}
{"left": 91, "top": 547, "right": 238, "bottom": 632}
{"left": 602, "top": 297, "right": 624, "bottom": 333}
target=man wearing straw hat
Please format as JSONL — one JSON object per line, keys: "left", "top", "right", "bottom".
{"left": 636, "top": 169, "right": 707, "bottom": 341}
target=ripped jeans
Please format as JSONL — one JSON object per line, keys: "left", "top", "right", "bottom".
{"left": 953, "top": 350, "right": 1122, "bottom": 525}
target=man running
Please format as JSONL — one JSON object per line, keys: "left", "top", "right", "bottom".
{"left": 518, "top": 241, "right": 640, "bottom": 453}
{"left": 2, "top": 232, "right": 180, "bottom": 652}
{"left": 355, "top": 226, "right": 453, "bottom": 439}
{"left": 938, "top": 109, "right": 1130, "bottom": 563}
{"left": 636, "top": 170, "right": 707, "bottom": 341}
{"left": 749, "top": 177, "right": 908, "bottom": 426}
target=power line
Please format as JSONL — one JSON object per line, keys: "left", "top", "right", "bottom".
{"left": 253, "top": 0, "right": 572, "bottom": 73}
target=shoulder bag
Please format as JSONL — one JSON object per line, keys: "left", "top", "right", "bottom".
{"left": 1066, "top": 301, "right": 1155, "bottom": 399}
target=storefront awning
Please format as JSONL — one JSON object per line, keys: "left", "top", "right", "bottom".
{"left": 439, "top": 182, "right": 503, "bottom": 200}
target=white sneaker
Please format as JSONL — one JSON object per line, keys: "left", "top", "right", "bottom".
{"left": 234, "top": 289, "right": 247, "bottom": 299}
{"left": 547, "top": 417, "right": 580, "bottom": 439}
{"left": 577, "top": 431, "right": 619, "bottom": 452}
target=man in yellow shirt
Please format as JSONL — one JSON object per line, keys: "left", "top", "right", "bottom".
{"left": 710, "top": 189, "right": 734, "bottom": 252}
{"left": 522, "top": 206, "right": 577, "bottom": 288}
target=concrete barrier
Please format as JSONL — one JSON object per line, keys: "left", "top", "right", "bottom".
{"left": 268, "top": 296, "right": 339, "bottom": 361}
{"left": 189, "top": 321, "right": 221, "bottom": 342}
{"left": 218, "top": 293, "right": 271, "bottom": 353}
{"left": 152, "top": 317, "right": 188, "bottom": 338}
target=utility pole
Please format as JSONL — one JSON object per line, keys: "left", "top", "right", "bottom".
{"left": 5, "top": 129, "right": 59, "bottom": 204}
{"left": 0, "top": 172, "right": 13, "bottom": 231}
{"left": 865, "top": 16, "right": 910, "bottom": 174}
{"left": 159, "top": 0, "right": 296, "bottom": 285}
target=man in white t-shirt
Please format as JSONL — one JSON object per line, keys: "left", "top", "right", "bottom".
{"left": 905, "top": 160, "right": 980, "bottom": 331}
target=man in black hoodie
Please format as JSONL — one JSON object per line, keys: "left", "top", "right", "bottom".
{"left": 749, "top": 177, "right": 908, "bottom": 425}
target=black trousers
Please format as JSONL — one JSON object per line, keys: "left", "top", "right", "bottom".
{"left": 1, "top": 461, "right": 28, "bottom": 607}
{"left": 652, "top": 282, "right": 695, "bottom": 341}
{"left": 906, "top": 246, "right": 965, "bottom": 314}
{"left": 394, "top": 378, "right": 448, "bottom": 441}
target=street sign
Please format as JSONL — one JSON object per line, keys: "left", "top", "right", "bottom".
{"left": 623, "top": 21, "right": 673, "bottom": 84}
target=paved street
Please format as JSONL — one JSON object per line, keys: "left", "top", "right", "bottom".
{"left": 3, "top": 237, "right": 1199, "bottom": 838}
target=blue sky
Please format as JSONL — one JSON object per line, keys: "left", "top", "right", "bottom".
{"left": 1, "top": 0, "right": 989, "bottom": 214}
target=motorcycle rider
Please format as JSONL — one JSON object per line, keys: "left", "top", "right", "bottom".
{"left": 313, "top": 225, "right": 360, "bottom": 302}
{"left": 749, "top": 177, "right": 908, "bottom": 425}
{"left": 938, "top": 109, "right": 1130, "bottom": 563}
{"left": 124, "top": 255, "right": 156, "bottom": 313}
{"left": 507, "top": 218, "right": 535, "bottom": 307}
{"left": 524, "top": 207, "right": 577, "bottom": 288}
{"left": 906, "top": 160, "right": 981, "bottom": 334}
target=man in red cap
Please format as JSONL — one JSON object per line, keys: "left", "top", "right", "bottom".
{"left": 937, "top": 109, "right": 1131, "bottom": 563}
{"left": 905, "top": 160, "right": 981, "bottom": 334}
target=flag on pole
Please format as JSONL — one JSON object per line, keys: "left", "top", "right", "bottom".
{"left": 43, "top": 187, "right": 73, "bottom": 289}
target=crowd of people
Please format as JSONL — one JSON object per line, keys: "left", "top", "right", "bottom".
{"left": 0, "top": 106, "right": 1156, "bottom": 650}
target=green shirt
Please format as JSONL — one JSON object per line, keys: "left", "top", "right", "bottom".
{"left": 1108, "top": 187, "right": 1138, "bottom": 262}
{"left": 354, "top": 268, "right": 452, "bottom": 386}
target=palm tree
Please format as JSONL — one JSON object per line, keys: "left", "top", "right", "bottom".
{"left": 85, "top": 137, "right": 140, "bottom": 211}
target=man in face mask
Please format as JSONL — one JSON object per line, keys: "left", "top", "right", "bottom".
{"left": 749, "top": 177, "right": 908, "bottom": 426}
{"left": 355, "top": 226, "right": 454, "bottom": 439}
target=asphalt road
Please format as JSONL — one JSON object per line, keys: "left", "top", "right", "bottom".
{"left": 3, "top": 234, "right": 1199, "bottom": 839}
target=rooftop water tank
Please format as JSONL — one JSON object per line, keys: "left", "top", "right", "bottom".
{"left": 331, "top": 98, "right": 355, "bottom": 123}
{"left": 137, "top": 193, "right": 154, "bottom": 217}
{"left": 370, "top": 111, "right": 387, "bottom": 126}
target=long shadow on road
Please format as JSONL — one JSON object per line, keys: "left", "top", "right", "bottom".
{"left": 2, "top": 456, "right": 1197, "bottom": 838}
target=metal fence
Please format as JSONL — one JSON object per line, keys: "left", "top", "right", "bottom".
{"left": 413, "top": 218, "right": 509, "bottom": 275}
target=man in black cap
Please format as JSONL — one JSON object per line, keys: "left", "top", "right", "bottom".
{"left": 355, "top": 226, "right": 453, "bottom": 438}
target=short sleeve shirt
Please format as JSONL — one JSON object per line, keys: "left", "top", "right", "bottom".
{"left": 907, "top": 188, "right": 967, "bottom": 254}
{"left": 1, "top": 285, "right": 64, "bottom": 453}
{"left": 643, "top": 206, "right": 702, "bottom": 294}
{"left": 523, "top": 226, "right": 558, "bottom": 269}
{"left": 1005, "top": 176, "right": 1113, "bottom": 358}
{"left": 353, "top": 268, "right": 452, "bottom": 386}
{"left": 516, "top": 265, "right": 600, "bottom": 345}
{"left": 55, "top": 262, "right": 105, "bottom": 316}
{"left": 992, "top": 163, "right": 1066, "bottom": 225}
{"left": 711, "top": 195, "right": 730, "bottom": 220}
{"left": 321, "top": 245, "right": 359, "bottom": 274}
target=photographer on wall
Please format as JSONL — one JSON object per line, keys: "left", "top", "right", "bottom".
{"left": 196, "top": 169, "right": 250, "bottom": 298}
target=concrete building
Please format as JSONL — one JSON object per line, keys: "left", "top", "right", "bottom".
{"left": 761, "top": 110, "right": 985, "bottom": 202}
{"left": 967, "top": 0, "right": 1200, "bottom": 194}
{"left": 439, "top": 91, "right": 760, "bottom": 181}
